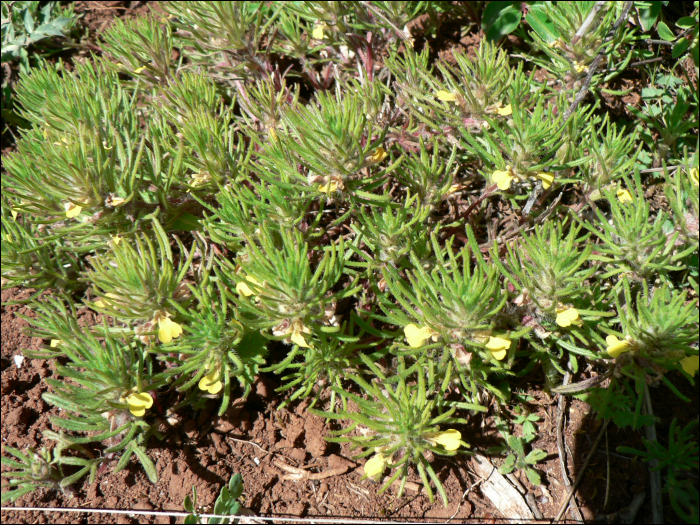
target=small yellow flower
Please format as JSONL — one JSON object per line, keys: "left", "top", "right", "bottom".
{"left": 606, "top": 335, "right": 630, "bottom": 358}
{"left": 11, "top": 208, "right": 19, "bottom": 220}
{"left": 573, "top": 61, "right": 588, "bottom": 73}
{"left": 157, "top": 316, "right": 183, "bottom": 344}
{"left": 110, "top": 197, "right": 126, "bottom": 206}
{"left": 319, "top": 180, "right": 341, "bottom": 193}
{"left": 364, "top": 453, "right": 386, "bottom": 478}
{"left": 679, "top": 355, "right": 699, "bottom": 377}
{"left": 367, "top": 146, "right": 388, "bottom": 164}
{"left": 199, "top": 371, "right": 223, "bottom": 394}
{"left": 50, "top": 339, "right": 62, "bottom": 347}
{"left": 134, "top": 66, "right": 147, "bottom": 74}
{"left": 536, "top": 172, "right": 555, "bottom": 189}
{"left": 64, "top": 202, "right": 82, "bottom": 218}
{"left": 425, "top": 429, "right": 462, "bottom": 451}
{"left": 111, "top": 235, "right": 122, "bottom": 245}
{"left": 312, "top": 22, "right": 329, "bottom": 40}
{"left": 290, "top": 321, "right": 312, "bottom": 348}
{"left": 485, "top": 336, "right": 511, "bottom": 361}
{"left": 497, "top": 104, "right": 512, "bottom": 116}
{"left": 436, "top": 90, "right": 458, "bottom": 102}
{"left": 485, "top": 102, "right": 512, "bottom": 116}
{"left": 556, "top": 307, "right": 583, "bottom": 328}
{"left": 492, "top": 166, "right": 516, "bottom": 191}
{"left": 126, "top": 392, "right": 153, "bottom": 417}
{"left": 404, "top": 324, "right": 439, "bottom": 348}
{"left": 236, "top": 276, "right": 260, "bottom": 297}
{"left": 616, "top": 189, "right": 633, "bottom": 203}
{"left": 268, "top": 127, "right": 278, "bottom": 141}
{"left": 688, "top": 167, "right": 698, "bottom": 186}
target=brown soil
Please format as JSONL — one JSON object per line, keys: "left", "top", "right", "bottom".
{"left": 2, "top": 2, "right": 698, "bottom": 523}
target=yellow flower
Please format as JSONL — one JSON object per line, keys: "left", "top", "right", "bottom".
{"left": 50, "top": 339, "right": 62, "bottom": 347}
{"left": 496, "top": 104, "right": 512, "bottom": 116}
{"left": 404, "top": 324, "right": 439, "bottom": 348}
{"left": 157, "top": 316, "right": 183, "bottom": 344}
{"left": 268, "top": 127, "right": 278, "bottom": 141}
{"left": 536, "top": 172, "right": 555, "bottom": 189}
{"left": 436, "top": 90, "right": 457, "bottom": 102}
{"left": 312, "top": 22, "right": 329, "bottom": 40}
{"left": 64, "top": 202, "right": 82, "bottom": 218}
{"left": 318, "top": 180, "right": 339, "bottom": 193}
{"left": 688, "top": 167, "right": 698, "bottom": 186}
{"left": 11, "top": 208, "right": 19, "bottom": 220}
{"left": 364, "top": 453, "right": 386, "bottom": 478}
{"left": 367, "top": 146, "right": 388, "bottom": 164}
{"left": 134, "top": 65, "right": 147, "bottom": 74}
{"left": 425, "top": 429, "right": 462, "bottom": 451}
{"left": 606, "top": 335, "right": 630, "bottom": 358}
{"left": 485, "top": 102, "right": 512, "bottom": 116}
{"left": 492, "top": 166, "right": 516, "bottom": 191}
{"left": 485, "top": 336, "right": 511, "bottom": 361}
{"left": 111, "top": 235, "right": 122, "bottom": 245}
{"left": 236, "top": 276, "right": 260, "bottom": 297}
{"left": 290, "top": 321, "right": 312, "bottom": 348}
{"left": 556, "top": 307, "right": 583, "bottom": 328}
{"left": 616, "top": 188, "right": 633, "bottom": 203}
{"left": 126, "top": 392, "right": 153, "bottom": 417}
{"left": 679, "top": 355, "right": 699, "bottom": 377}
{"left": 199, "top": 371, "right": 223, "bottom": 394}
{"left": 573, "top": 61, "right": 588, "bottom": 73}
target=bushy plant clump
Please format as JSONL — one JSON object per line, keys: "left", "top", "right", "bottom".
{"left": 2, "top": 1, "right": 698, "bottom": 514}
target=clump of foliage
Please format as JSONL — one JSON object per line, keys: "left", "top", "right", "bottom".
{"left": 1, "top": 1, "right": 698, "bottom": 516}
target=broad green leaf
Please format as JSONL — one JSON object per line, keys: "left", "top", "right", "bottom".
{"left": 525, "top": 466, "right": 542, "bottom": 485}
{"left": 526, "top": 5, "right": 560, "bottom": 43}
{"left": 672, "top": 38, "right": 690, "bottom": 59}
{"left": 482, "top": 1, "right": 522, "bottom": 42}
{"left": 657, "top": 21, "right": 676, "bottom": 41}
{"left": 676, "top": 16, "right": 697, "bottom": 29}
{"left": 636, "top": 1, "right": 663, "bottom": 32}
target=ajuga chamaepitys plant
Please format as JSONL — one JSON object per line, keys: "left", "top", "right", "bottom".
{"left": 2, "top": 1, "right": 698, "bottom": 515}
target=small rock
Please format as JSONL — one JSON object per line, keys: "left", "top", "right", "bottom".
{"left": 288, "top": 448, "right": 306, "bottom": 463}
{"left": 106, "top": 496, "right": 119, "bottom": 507}
{"left": 327, "top": 454, "right": 354, "bottom": 472}
{"left": 287, "top": 501, "right": 306, "bottom": 516}
{"left": 133, "top": 500, "right": 154, "bottom": 510}
{"left": 183, "top": 420, "right": 198, "bottom": 439}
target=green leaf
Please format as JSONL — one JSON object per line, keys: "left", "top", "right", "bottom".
{"left": 1, "top": 485, "right": 37, "bottom": 504}
{"left": 525, "top": 466, "right": 542, "bottom": 486}
{"left": 526, "top": 5, "right": 560, "bottom": 43}
{"left": 499, "top": 454, "right": 516, "bottom": 474}
{"left": 672, "top": 38, "right": 690, "bottom": 59}
{"left": 675, "top": 16, "right": 697, "bottom": 29}
{"left": 131, "top": 445, "right": 158, "bottom": 483}
{"left": 23, "top": 8, "right": 35, "bottom": 35}
{"left": 636, "top": 1, "right": 663, "bottom": 32}
{"left": 482, "top": 2, "right": 522, "bottom": 42}
{"left": 657, "top": 21, "right": 676, "bottom": 41}
{"left": 525, "top": 448, "right": 547, "bottom": 464}
{"left": 169, "top": 212, "right": 201, "bottom": 232}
